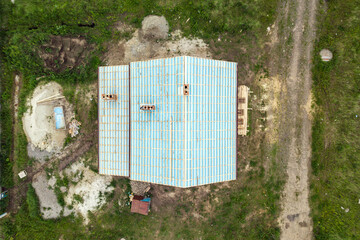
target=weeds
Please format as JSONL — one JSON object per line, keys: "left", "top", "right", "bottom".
{"left": 26, "top": 184, "right": 40, "bottom": 219}
{"left": 311, "top": 0, "right": 360, "bottom": 238}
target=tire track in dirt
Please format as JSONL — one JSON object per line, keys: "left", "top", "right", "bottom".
{"left": 275, "top": 0, "right": 318, "bottom": 239}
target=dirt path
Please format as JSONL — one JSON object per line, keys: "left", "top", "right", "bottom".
{"left": 271, "top": 0, "right": 318, "bottom": 239}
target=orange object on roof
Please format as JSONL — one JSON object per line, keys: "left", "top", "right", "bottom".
{"left": 131, "top": 199, "right": 150, "bottom": 215}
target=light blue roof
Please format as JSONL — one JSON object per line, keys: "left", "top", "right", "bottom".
{"left": 98, "top": 57, "right": 237, "bottom": 187}
{"left": 98, "top": 65, "right": 130, "bottom": 176}
{"left": 54, "top": 106, "right": 65, "bottom": 129}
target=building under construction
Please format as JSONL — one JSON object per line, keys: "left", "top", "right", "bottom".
{"left": 98, "top": 56, "right": 238, "bottom": 187}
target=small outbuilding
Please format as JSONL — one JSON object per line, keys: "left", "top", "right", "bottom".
{"left": 130, "top": 195, "right": 151, "bottom": 215}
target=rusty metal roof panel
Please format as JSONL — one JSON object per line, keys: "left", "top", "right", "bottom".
{"left": 98, "top": 65, "right": 129, "bottom": 176}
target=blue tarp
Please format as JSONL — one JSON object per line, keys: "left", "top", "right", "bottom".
{"left": 141, "top": 197, "right": 151, "bottom": 203}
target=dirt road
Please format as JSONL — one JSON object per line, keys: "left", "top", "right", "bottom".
{"left": 271, "top": 0, "right": 318, "bottom": 239}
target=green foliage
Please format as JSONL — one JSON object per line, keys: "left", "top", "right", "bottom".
{"left": 204, "top": 162, "right": 282, "bottom": 239}
{"left": 73, "top": 194, "right": 84, "bottom": 204}
{"left": 15, "top": 129, "right": 29, "bottom": 170}
{"left": 54, "top": 186, "right": 66, "bottom": 208}
{"left": 26, "top": 184, "right": 40, "bottom": 218}
{"left": 63, "top": 135, "right": 73, "bottom": 148}
{"left": 311, "top": 0, "right": 360, "bottom": 239}
{"left": 0, "top": 203, "right": 86, "bottom": 240}
{"left": 0, "top": 66, "right": 14, "bottom": 188}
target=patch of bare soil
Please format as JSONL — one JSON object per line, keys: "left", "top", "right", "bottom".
{"left": 105, "top": 16, "right": 214, "bottom": 212}
{"left": 130, "top": 181, "right": 150, "bottom": 196}
{"left": 105, "top": 16, "right": 210, "bottom": 65}
{"left": 268, "top": 0, "right": 318, "bottom": 239}
{"left": 22, "top": 81, "right": 75, "bottom": 152}
{"left": 63, "top": 161, "right": 114, "bottom": 224}
{"left": 149, "top": 181, "right": 230, "bottom": 216}
{"left": 32, "top": 173, "right": 73, "bottom": 219}
{"left": 39, "top": 36, "right": 92, "bottom": 72}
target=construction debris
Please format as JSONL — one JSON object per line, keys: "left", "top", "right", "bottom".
{"left": 68, "top": 119, "right": 81, "bottom": 137}
{"left": 238, "top": 85, "right": 250, "bottom": 136}
{"left": 18, "top": 170, "right": 27, "bottom": 179}
{"left": 37, "top": 94, "right": 65, "bottom": 105}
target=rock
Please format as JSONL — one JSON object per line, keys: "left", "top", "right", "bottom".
{"left": 60, "top": 186, "right": 67, "bottom": 193}
{"left": 320, "top": 49, "right": 333, "bottom": 62}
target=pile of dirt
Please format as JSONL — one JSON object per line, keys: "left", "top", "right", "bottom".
{"left": 141, "top": 15, "right": 169, "bottom": 40}
{"left": 22, "top": 81, "right": 75, "bottom": 153}
{"left": 105, "top": 16, "right": 211, "bottom": 65}
{"left": 39, "top": 36, "right": 92, "bottom": 72}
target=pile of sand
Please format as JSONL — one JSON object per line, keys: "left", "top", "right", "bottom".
{"left": 22, "top": 82, "right": 74, "bottom": 152}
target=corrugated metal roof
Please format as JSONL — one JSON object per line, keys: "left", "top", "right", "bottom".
{"left": 98, "top": 57, "right": 237, "bottom": 187}
{"left": 98, "top": 65, "right": 130, "bottom": 176}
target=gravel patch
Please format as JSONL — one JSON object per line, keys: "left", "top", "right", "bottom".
{"left": 64, "top": 161, "right": 114, "bottom": 224}
{"left": 27, "top": 143, "right": 53, "bottom": 164}
{"left": 130, "top": 181, "right": 150, "bottom": 195}
{"left": 32, "top": 173, "right": 73, "bottom": 219}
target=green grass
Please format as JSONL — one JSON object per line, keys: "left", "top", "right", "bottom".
{"left": 0, "top": 66, "right": 14, "bottom": 188}
{"left": 1, "top": 198, "right": 86, "bottom": 240}
{"left": 311, "top": 0, "right": 360, "bottom": 239}
{"left": 26, "top": 184, "right": 40, "bottom": 219}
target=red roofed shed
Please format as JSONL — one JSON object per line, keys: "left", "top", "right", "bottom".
{"left": 131, "top": 199, "right": 150, "bottom": 215}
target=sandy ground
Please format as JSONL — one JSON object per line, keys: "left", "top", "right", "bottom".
{"left": 32, "top": 173, "right": 73, "bottom": 219}
{"left": 106, "top": 16, "right": 210, "bottom": 65}
{"left": 32, "top": 158, "right": 113, "bottom": 222}
{"left": 268, "top": 0, "right": 318, "bottom": 239}
{"left": 22, "top": 81, "right": 74, "bottom": 152}
{"left": 64, "top": 161, "right": 114, "bottom": 224}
